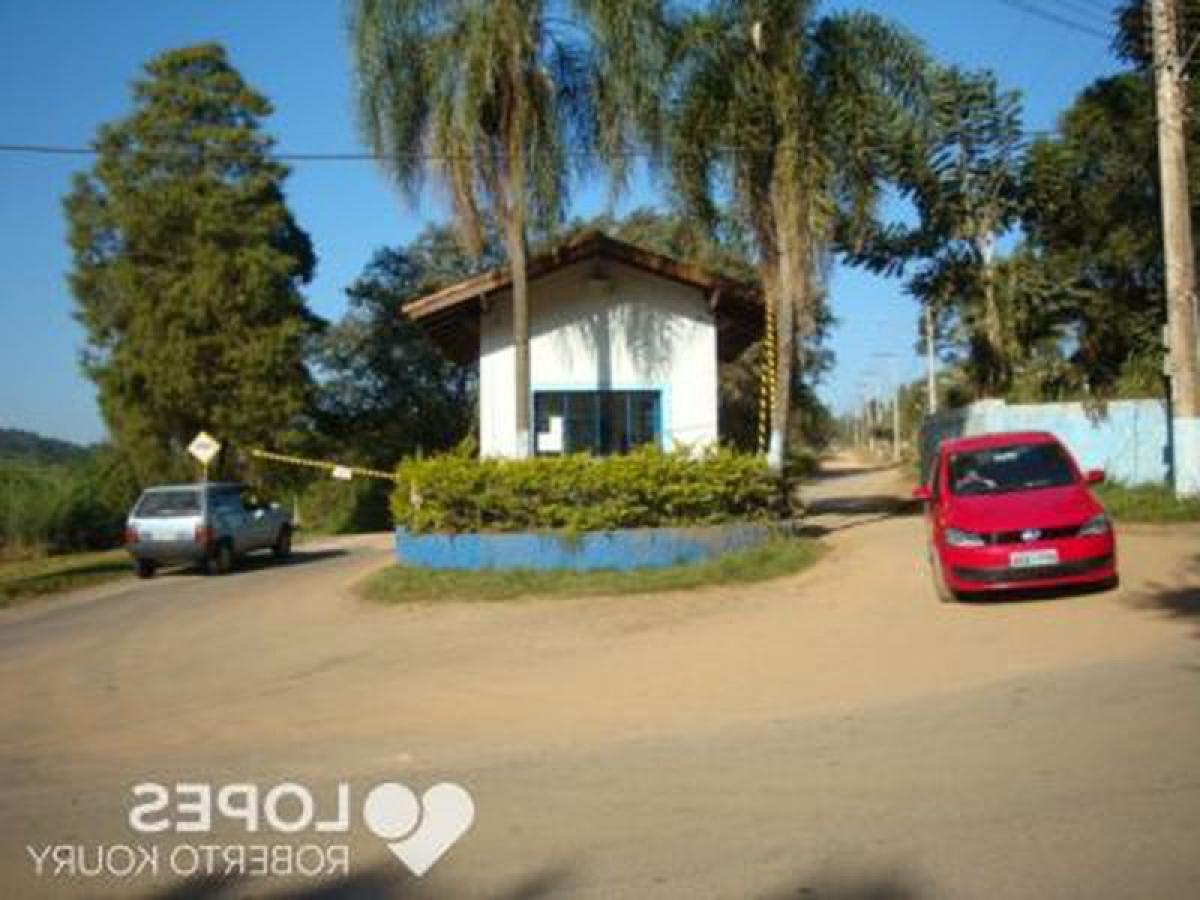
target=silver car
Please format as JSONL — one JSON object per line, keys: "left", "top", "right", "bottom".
{"left": 124, "top": 482, "right": 293, "bottom": 578}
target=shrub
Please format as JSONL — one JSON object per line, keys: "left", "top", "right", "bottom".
{"left": 0, "top": 447, "right": 139, "bottom": 556}
{"left": 296, "top": 477, "right": 393, "bottom": 534}
{"left": 391, "top": 446, "right": 778, "bottom": 534}
{"left": 785, "top": 448, "right": 820, "bottom": 481}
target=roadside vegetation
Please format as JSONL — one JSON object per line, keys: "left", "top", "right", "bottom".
{"left": 0, "top": 550, "right": 130, "bottom": 608}
{"left": 1096, "top": 482, "right": 1200, "bottom": 523}
{"left": 361, "top": 537, "right": 822, "bottom": 605}
{"left": 0, "top": 440, "right": 138, "bottom": 556}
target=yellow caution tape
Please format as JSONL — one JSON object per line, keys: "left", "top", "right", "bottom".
{"left": 248, "top": 448, "right": 399, "bottom": 482}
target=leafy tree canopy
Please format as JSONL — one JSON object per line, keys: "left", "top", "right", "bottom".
{"left": 1021, "top": 72, "right": 1173, "bottom": 398}
{"left": 314, "top": 225, "right": 494, "bottom": 466}
{"left": 64, "top": 44, "right": 321, "bottom": 484}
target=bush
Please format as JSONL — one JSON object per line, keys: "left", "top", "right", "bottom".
{"left": 0, "top": 447, "right": 139, "bottom": 556}
{"left": 785, "top": 448, "right": 820, "bottom": 481}
{"left": 391, "top": 446, "right": 778, "bottom": 534}
{"left": 296, "top": 477, "right": 393, "bottom": 534}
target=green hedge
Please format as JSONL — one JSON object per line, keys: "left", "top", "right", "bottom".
{"left": 392, "top": 446, "right": 778, "bottom": 534}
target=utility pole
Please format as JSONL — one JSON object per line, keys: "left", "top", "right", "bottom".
{"left": 924, "top": 303, "right": 939, "bottom": 415}
{"left": 1152, "top": 0, "right": 1200, "bottom": 496}
{"left": 872, "top": 352, "right": 903, "bottom": 462}
{"left": 892, "top": 389, "right": 901, "bottom": 462}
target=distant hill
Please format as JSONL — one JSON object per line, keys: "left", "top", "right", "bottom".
{"left": 0, "top": 428, "right": 92, "bottom": 465}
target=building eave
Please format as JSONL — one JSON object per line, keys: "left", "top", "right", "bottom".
{"left": 403, "top": 231, "right": 764, "bottom": 365}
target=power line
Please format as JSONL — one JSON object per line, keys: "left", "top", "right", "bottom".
{"left": 1005, "top": 0, "right": 1113, "bottom": 39}
{"left": 1042, "top": 0, "right": 1115, "bottom": 22}
{"left": 0, "top": 133, "right": 1068, "bottom": 164}
{"left": 0, "top": 143, "right": 492, "bottom": 162}
{"left": 994, "top": 0, "right": 1113, "bottom": 40}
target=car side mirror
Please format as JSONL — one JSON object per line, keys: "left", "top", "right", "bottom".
{"left": 1085, "top": 469, "right": 1105, "bottom": 485}
{"left": 911, "top": 485, "right": 933, "bottom": 501}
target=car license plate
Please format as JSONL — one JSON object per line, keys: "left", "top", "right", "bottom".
{"left": 1010, "top": 548, "right": 1059, "bottom": 569}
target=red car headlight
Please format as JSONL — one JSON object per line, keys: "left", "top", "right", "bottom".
{"left": 1078, "top": 514, "right": 1111, "bottom": 536}
{"left": 945, "top": 527, "right": 986, "bottom": 548}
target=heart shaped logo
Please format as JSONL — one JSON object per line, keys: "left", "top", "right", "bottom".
{"left": 362, "top": 782, "right": 474, "bottom": 876}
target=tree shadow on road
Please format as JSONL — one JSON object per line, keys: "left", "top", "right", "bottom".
{"left": 795, "top": 494, "right": 922, "bottom": 538}
{"left": 146, "top": 860, "right": 573, "bottom": 900}
{"left": 804, "top": 495, "right": 922, "bottom": 517}
{"left": 238, "top": 548, "right": 351, "bottom": 574}
{"left": 146, "top": 862, "right": 925, "bottom": 899}
{"left": 1123, "top": 550, "right": 1200, "bottom": 636}
{"left": 161, "top": 548, "right": 350, "bottom": 579}
{"left": 761, "top": 866, "right": 925, "bottom": 899}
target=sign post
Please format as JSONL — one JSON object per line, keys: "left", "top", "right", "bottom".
{"left": 187, "top": 431, "right": 222, "bottom": 482}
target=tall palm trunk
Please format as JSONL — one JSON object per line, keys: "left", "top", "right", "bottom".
{"left": 502, "top": 41, "right": 532, "bottom": 460}
{"left": 502, "top": 210, "right": 531, "bottom": 459}
{"left": 768, "top": 261, "right": 797, "bottom": 472}
{"left": 767, "top": 191, "right": 808, "bottom": 473}
{"left": 976, "top": 232, "right": 1006, "bottom": 394}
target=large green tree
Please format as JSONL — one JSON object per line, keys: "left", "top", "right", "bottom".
{"left": 315, "top": 225, "right": 498, "bottom": 466}
{"left": 1022, "top": 74, "right": 1166, "bottom": 397}
{"left": 660, "top": 0, "right": 927, "bottom": 469}
{"left": 65, "top": 44, "right": 320, "bottom": 483}
{"left": 977, "top": 0, "right": 1200, "bottom": 402}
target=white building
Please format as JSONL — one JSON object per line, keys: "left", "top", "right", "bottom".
{"left": 405, "top": 232, "right": 762, "bottom": 458}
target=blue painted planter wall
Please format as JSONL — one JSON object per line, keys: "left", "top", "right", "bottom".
{"left": 394, "top": 523, "right": 773, "bottom": 571}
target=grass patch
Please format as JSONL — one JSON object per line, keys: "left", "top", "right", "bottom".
{"left": 361, "top": 536, "right": 824, "bottom": 605}
{"left": 0, "top": 549, "right": 131, "bottom": 607}
{"left": 1095, "top": 482, "right": 1200, "bottom": 523}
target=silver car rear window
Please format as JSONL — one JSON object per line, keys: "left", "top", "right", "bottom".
{"left": 134, "top": 490, "right": 201, "bottom": 518}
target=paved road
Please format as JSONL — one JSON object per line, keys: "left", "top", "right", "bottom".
{"left": 1, "top": 466, "right": 1198, "bottom": 898}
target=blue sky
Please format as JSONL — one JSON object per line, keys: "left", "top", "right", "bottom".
{"left": 0, "top": 0, "right": 1122, "bottom": 444}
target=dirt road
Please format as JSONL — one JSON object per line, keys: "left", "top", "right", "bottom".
{"left": 1, "top": 464, "right": 1198, "bottom": 898}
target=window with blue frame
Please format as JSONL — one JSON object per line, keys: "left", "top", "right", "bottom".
{"left": 534, "top": 390, "right": 661, "bottom": 456}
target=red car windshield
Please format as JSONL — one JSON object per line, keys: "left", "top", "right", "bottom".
{"left": 947, "top": 443, "right": 1077, "bottom": 496}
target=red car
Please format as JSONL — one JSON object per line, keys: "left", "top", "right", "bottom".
{"left": 913, "top": 431, "right": 1118, "bottom": 601}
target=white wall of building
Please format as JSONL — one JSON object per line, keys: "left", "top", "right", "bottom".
{"left": 479, "top": 259, "right": 719, "bottom": 457}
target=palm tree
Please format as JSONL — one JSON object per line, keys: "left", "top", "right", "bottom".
{"left": 921, "top": 68, "right": 1025, "bottom": 395}
{"left": 663, "top": 0, "right": 928, "bottom": 470}
{"left": 856, "top": 66, "right": 1026, "bottom": 397}
{"left": 349, "top": 0, "right": 597, "bottom": 457}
